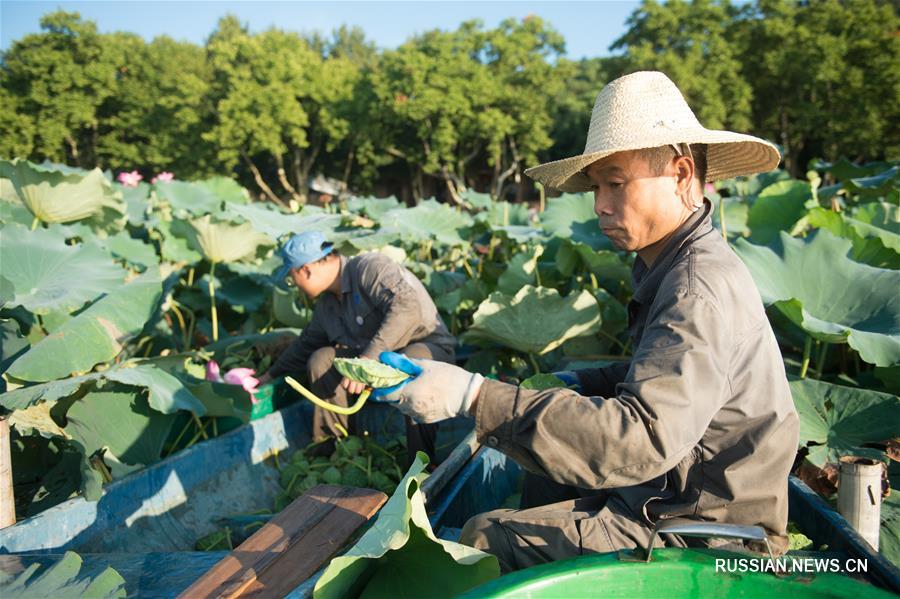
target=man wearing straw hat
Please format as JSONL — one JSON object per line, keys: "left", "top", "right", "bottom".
{"left": 373, "top": 71, "right": 799, "bottom": 570}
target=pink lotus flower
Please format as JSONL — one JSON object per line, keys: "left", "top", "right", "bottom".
{"left": 117, "top": 170, "right": 143, "bottom": 187}
{"left": 151, "top": 171, "right": 174, "bottom": 184}
{"left": 205, "top": 360, "right": 260, "bottom": 402}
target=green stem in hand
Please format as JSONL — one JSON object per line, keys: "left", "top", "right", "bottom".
{"left": 285, "top": 376, "right": 372, "bottom": 415}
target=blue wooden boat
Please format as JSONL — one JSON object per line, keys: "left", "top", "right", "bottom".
{"left": 2, "top": 405, "right": 898, "bottom": 597}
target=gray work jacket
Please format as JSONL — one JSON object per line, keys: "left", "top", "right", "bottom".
{"left": 474, "top": 201, "right": 799, "bottom": 552}
{"left": 268, "top": 253, "right": 456, "bottom": 378}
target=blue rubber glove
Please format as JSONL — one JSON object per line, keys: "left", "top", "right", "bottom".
{"left": 370, "top": 351, "right": 484, "bottom": 423}
{"left": 370, "top": 352, "right": 422, "bottom": 402}
{"left": 552, "top": 371, "right": 582, "bottom": 393}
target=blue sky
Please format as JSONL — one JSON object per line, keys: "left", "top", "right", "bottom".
{"left": 1, "top": 1, "right": 640, "bottom": 58}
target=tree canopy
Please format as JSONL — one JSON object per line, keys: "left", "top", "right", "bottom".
{"left": 1, "top": 1, "right": 897, "bottom": 201}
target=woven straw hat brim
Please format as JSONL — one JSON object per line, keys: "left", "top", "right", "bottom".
{"left": 525, "top": 128, "right": 781, "bottom": 193}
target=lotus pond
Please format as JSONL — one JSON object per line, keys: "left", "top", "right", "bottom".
{"left": 0, "top": 157, "right": 897, "bottom": 571}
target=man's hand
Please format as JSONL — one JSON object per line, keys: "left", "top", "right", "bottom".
{"left": 370, "top": 352, "right": 484, "bottom": 423}
{"left": 340, "top": 377, "right": 366, "bottom": 395}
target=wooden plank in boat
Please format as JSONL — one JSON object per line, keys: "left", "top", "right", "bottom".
{"left": 179, "top": 484, "right": 387, "bottom": 599}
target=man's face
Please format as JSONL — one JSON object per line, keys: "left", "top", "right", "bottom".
{"left": 585, "top": 150, "right": 688, "bottom": 253}
{"left": 289, "top": 261, "right": 329, "bottom": 299}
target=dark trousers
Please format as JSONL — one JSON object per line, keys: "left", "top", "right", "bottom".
{"left": 306, "top": 342, "right": 453, "bottom": 465}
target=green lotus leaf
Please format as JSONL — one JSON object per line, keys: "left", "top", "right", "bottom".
{"left": 314, "top": 453, "right": 499, "bottom": 598}
{"left": 98, "top": 231, "right": 161, "bottom": 271}
{"left": 333, "top": 357, "right": 410, "bottom": 389}
{"left": 186, "top": 215, "right": 273, "bottom": 263}
{"left": 334, "top": 229, "right": 404, "bottom": 252}
{"left": 882, "top": 491, "right": 900, "bottom": 568}
{"left": 272, "top": 287, "right": 311, "bottom": 327}
{"left": 119, "top": 182, "right": 151, "bottom": 226}
{"left": 555, "top": 240, "right": 632, "bottom": 292}
{"left": 490, "top": 225, "right": 546, "bottom": 243}
{"left": 460, "top": 190, "right": 493, "bottom": 211}
{"left": 711, "top": 197, "right": 750, "bottom": 239}
{"left": 851, "top": 202, "right": 900, "bottom": 251}
{"left": 155, "top": 177, "right": 249, "bottom": 216}
{"left": 346, "top": 195, "right": 402, "bottom": 219}
{"left": 7, "top": 268, "right": 164, "bottom": 382}
{"left": 520, "top": 373, "right": 569, "bottom": 390}
{"left": 843, "top": 165, "right": 899, "bottom": 198}
{"left": 734, "top": 230, "right": 900, "bottom": 367}
{"left": 64, "top": 386, "right": 177, "bottom": 469}
{"left": 747, "top": 180, "right": 812, "bottom": 245}
{"left": 497, "top": 246, "right": 543, "bottom": 295}
{"left": 476, "top": 201, "right": 530, "bottom": 227}
{"left": 461, "top": 285, "right": 602, "bottom": 355}
{"left": 540, "top": 193, "right": 612, "bottom": 250}
{"left": 0, "top": 225, "right": 127, "bottom": 314}
{"left": 380, "top": 199, "right": 472, "bottom": 246}
{"left": 0, "top": 159, "right": 125, "bottom": 225}
{"left": 0, "top": 193, "right": 34, "bottom": 226}
{"left": 224, "top": 202, "right": 343, "bottom": 240}
{"left": 0, "top": 275, "right": 13, "bottom": 308}
{"left": 7, "top": 402, "right": 68, "bottom": 438}
{"left": 807, "top": 206, "right": 900, "bottom": 269}
{"left": 151, "top": 218, "right": 203, "bottom": 264}
{"left": 0, "top": 360, "right": 208, "bottom": 416}
{"left": 435, "top": 279, "right": 489, "bottom": 315}
{"left": 0, "top": 551, "right": 126, "bottom": 598}
{"left": 789, "top": 378, "right": 899, "bottom": 467}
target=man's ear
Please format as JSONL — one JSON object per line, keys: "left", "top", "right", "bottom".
{"left": 299, "top": 264, "right": 312, "bottom": 279}
{"left": 673, "top": 155, "right": 696, "bottom": 197}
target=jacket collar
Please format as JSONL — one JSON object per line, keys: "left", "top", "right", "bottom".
{"left": 631, "top": 199, "right": 714, "bottom": 305}
{"left": 338, "top": 255, "right": 352, "bottom": 295}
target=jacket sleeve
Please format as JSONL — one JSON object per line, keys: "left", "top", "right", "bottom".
{"left": 574, "top": 361, "right": 631, "bottom": 397}
{"left": 267, "top": 308, "right": 329, "bottom": 378}
{"left": 474, "top": 288, "right": 731, "bottom": 490}
{"left": 358, "top": 258, "right": 424, "bottom": 360}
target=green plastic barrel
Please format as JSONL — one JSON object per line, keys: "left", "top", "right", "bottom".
{"left": 461, "top": 548, "right": 894, "bottom": 598}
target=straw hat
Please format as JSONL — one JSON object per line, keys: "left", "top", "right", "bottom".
{"left": 525, "top": 71, "right": 781, "bottom": 192}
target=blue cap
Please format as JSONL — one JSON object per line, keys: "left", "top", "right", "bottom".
{"left": 272, "top": 231, "right": 334, "bottom": 288}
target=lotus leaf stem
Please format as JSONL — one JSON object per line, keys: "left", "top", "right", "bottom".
{"left": 536, "top": 182, "right": 545, "bottom": 213}
{"left": 334, "top": 422, "right": 349, "bottom": 438}
{"left": 30, "top": 216, "right": 39, "bottom": 231}
{"left": 528, "top": 352, "right": 541, "bottom": 376}
{"left": 815, "top": 341, "right": 830, "bottom": 375}
{"left": 212, "top": 418, "right": 218, "bottom": 438}
{"left": 285, "top": 376, "right": 372, "bottom": 415}
{"left": 209, "top": 261, "right": 219, "bottom": 342}
{"left": 187, "top": 267, "right": 195, "bottom": 287}
{"left": 462, "top": 258, "right": 475, "bottom": 279}
{"left": 800, "top": 336, "right": 813, "bottom": 379}
{"left": 169, "top": 302, "right": 188, "bottom": 350}
{"left": 167, "top": 416, "right": 195, "bottom": 456}
{"left": 191, "top": 413, "right": 209, "bottom": 441}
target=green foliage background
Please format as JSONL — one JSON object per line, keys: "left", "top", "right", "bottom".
{"left": 2, "top": 0, "right": 897, "bottom": 203}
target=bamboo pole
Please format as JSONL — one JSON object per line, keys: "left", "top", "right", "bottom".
{"left": 0, "top": 416, "right": 16, "bottom": 528}
{"left": 837, "top": 456, "right": 883, "bottom": 550}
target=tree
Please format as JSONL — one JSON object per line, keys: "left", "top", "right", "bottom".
{"left": 1, "top": 11, "right": 120, "bottom": 167}
{"left": 612, "top": 0, "right": 754, "bottom": 133}
{"left": 735, "top": 0, "right": 900, "bottom": 172}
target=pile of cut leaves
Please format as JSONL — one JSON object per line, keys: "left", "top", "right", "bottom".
{"left": 194, "top": 434, "right": 405, "bottom": 551}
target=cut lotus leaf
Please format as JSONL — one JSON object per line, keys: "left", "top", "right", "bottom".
{"left": 747, "top": 180, "right": 812, "bottom": 245}
{"left": 224, "top": 202, "right": 343, "bottom": 240}
{"left": 7, "top": 268, "right": 164, "bottom": 382}
{"left": 314, "top": 453, "right": 499, "bottom": 599}
{"left": 380, "top": 199, "right": 473, "bottom": 246}
{"left": 520, "top": 373, "right": 569, "bottom": 391}
{"left": 0, "top": 551, "right": 126, "bottom": 598}
{"left": 0, "top": 225, "right": 127, "bottom": 314}
{"left": 789, "top": 378, "right": 899, "bottom": 467}
{"left": 333, "top": 357, "right": 411, "bottom": 389}
{"left": 186, "top": 215, "right": 274, "bottom": 264}
{"left": 0, "top": 158, "right": 125, "bottom": 225}
{"left": 733, "top": 230, "right": 900, "bottom": 367}
{"left": 462, "top": 285, "right": 601, "bottom": 355}
{"left": 8, "top": 402, "right": 68, "bottom": 439}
